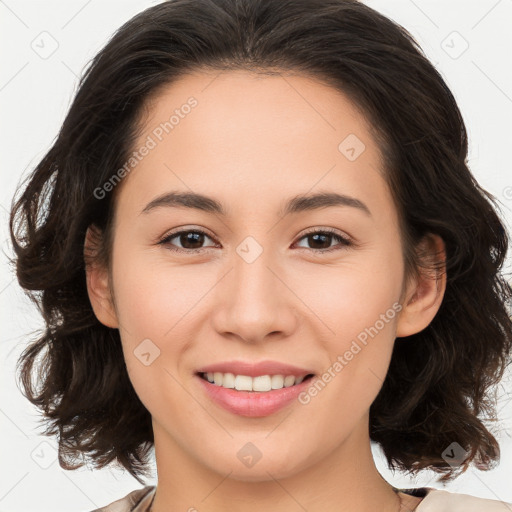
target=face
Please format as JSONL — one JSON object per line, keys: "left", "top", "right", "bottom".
{"left": 87, "top": 69, "right": 444, "bottom": 482}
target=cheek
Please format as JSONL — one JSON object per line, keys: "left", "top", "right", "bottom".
{"left": 299, "top": 248, "right": 404, "bottom": 338}
{"left": 303, "top": 316, "right": 398, "bottom": 436}
{"left": 110, "top": 260, "right": 194, "bottom": 417}
{"left": 110, "top": 250, "right": 221, "bottom": 409}
{"left": 303, "top": 251, "right": 403, "bottom": 416}
{"left": 111, "top": 247, "right": 200, "bottom": 339}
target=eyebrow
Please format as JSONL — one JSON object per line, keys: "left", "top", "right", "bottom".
{"left": 140, "top": 190, "right": 371, "bottom": 217}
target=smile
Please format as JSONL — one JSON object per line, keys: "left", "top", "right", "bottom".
{"left": 196, "top": 372, "right": 316, "bottom": 417}
{"left": 199, "top": 371, "right": 315, "bottom": 392}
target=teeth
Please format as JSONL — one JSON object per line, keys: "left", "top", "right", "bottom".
{"left": 253, "top": 375, "right": 272, "bottom": 392}
{"left": 222, "top": 372, "right": 235, "bottom": 388}
{"left": 271, "top": 375, "right": 284, "bottom": 389}
{"left": 234, "top": 375, "right": 251, "bottom": 391}
{"left": 202, "top": 372, "right": 309, "bottom": 391}
{"left": 284, "top": 375, "right": 295, "bottom": 387}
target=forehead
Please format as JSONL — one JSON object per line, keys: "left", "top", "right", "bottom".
{"left": 141, "top": 68, "right": 375, "bottom": 153}
{"left": 114, "top": 69, "right": 394, "bottom": 223}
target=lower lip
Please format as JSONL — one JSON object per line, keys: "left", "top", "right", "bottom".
{"left": 196, "top": 374, "right": 314, "bottom": 417}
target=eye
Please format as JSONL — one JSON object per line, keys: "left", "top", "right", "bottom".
{"left": 158, "top": 227, "right": 353, "bottom": 254}
{"left": 158, "top": 229, "right": 218, "bottom": 253}
{"left": 294, "top": 228, "right": 353, "bottom": 253}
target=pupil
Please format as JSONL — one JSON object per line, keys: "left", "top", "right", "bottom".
{"left": 182, "top": 232, "right": 203, "bottom": 249}
{"left": 310, "top": 233, "right": 330, "bottom": 249}
{"left": 179, "top": 232, "right": 333, "bottom": 250}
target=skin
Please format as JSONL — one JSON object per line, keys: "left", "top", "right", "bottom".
{"left": 85, "top": 70, "right": 446, "bottom": 512}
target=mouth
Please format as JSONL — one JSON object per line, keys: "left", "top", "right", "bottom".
{"left": 194, "top": 360, "right": 318, "bottom": 417}
{"left": 195, "top": 370, "right": 316, "bottom": 417}
{"left": 197, "top": 371, "right": 315, "bottom": 392}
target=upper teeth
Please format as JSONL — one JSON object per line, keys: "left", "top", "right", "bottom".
{"left": 203, "top": 372, "right": 306, "bottom": 392}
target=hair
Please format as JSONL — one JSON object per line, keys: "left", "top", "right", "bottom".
{"left": 8, "top": 0, "right": 512, "bottom": 485}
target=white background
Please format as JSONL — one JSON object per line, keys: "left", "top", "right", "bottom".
{"left": 1, "top": 1, "right": 511, "bottom": 511}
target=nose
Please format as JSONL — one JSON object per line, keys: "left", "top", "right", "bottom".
{"left": 210, "top": 248, "right": 298, "bottom": 344}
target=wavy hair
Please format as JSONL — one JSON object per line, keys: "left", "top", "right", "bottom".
{"left": 9, "top": 0, "right": 512, "bottom": 484}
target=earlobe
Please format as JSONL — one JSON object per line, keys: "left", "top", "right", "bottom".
{"left": 84, "top": 226, "right": 119, "bottom": 329}
{"left": 396, "top": 234, "right": 447, "bottom": 338}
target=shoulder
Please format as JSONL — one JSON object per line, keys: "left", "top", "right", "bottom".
{"left": 88, "top": 486, "right": 156, "bottom": 512}
{"left": 414, "top": 488, "right": 512, "bottom": 511}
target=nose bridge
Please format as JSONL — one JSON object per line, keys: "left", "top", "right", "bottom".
{"left": 235, "top": 246, "right": 275, "bottom": 305}
{"left": 232, "top": 242, "right": 281, "bottom": 321}
{"left": 212, "top": 238, "right": 296, "bottom": 342}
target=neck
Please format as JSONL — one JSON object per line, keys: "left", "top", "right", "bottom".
{"left": 150, "top": 414, "right": 402, "bottom": 512}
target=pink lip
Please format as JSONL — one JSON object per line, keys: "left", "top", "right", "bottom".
{"left": 196, "top": 373, "right": 315, "bottom": 417}
{"left": 196, "top": 359, "right": 314, "bottom": 378}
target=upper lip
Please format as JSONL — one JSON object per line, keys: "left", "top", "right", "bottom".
{"left": 196, "top": 360, "right": 315, "bottom": 378}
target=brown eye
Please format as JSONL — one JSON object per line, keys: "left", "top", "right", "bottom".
{"left": 295, "top": 229, "right": 352, "bottom": 253}
{"left": 159, "top": 229, "right": 217, "bottom": 253}
{"left": 158, "top": 227, "right": 352, "bottom": 254}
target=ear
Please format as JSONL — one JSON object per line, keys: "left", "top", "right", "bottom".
{"left": 396, "top": 233, "right": 447, "bottom": 337}
{"left": 84, "top": 225, "right": 119, "bottom": 329}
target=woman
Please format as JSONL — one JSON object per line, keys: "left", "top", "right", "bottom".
{"left": 9, "top": 0, "right": 512, "bottom": 510}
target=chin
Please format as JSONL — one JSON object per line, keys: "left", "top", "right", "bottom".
{"left": 203, "top": 447, "right": 313, "bottom": 483}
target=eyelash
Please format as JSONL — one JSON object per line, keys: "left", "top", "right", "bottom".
{"left": 157, "top": 227, "right": 353, "bottom": 254}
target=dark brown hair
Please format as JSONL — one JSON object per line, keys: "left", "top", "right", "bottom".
{"left": 9, "top": 0, "right": 512, "bottom": 484}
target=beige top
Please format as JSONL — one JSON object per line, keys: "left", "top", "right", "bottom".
{"left": 90, "top": 485, "right": 512, "bottom": 511}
